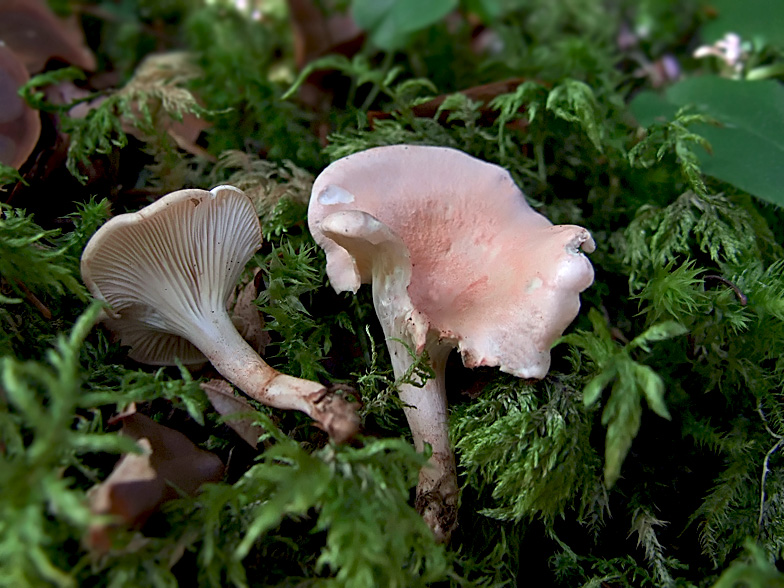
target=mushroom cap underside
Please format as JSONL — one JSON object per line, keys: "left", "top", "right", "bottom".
{"left": 81, "top": 185, "right": 261, "bottom": 365}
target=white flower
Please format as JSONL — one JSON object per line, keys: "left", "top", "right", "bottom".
{"left": 694, "top": 32, "right": 747, "bottom": 74}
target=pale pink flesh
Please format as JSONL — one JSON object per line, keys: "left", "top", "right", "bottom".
{"left": 309, "top": 145, "right": 595, "bottom": 379}
{"left": 311, "top": 146, "right": 595, "bottom": 541}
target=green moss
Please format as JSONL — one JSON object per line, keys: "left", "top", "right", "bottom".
{"left": 3, "top": 0, "right": 784, "bottom": 585}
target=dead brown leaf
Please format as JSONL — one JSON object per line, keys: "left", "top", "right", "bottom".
{"left": 0, "top": 0, "right": 96, "bottom": 73}
{"left": 0, "top": 44, "right": 41, "bottom": 170}
{"left": 201, "top": 378, "right": 265, "bottom": 449}
{"left": 115, "top": 52, "right": 213, "bottom": 160}
{"left": 87, "top": 407, "right": 225, "bottom": 553}
{"left": 229, "top": 269, "right": 270, "bottom": 356}
{"left": 286, "top": 0, "right": 364, "bottom": 142}
{"left": 288, "top": 0, "right": 363, "bottom": 69}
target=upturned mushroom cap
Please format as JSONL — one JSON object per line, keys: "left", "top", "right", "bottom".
{"left": 81, "top": 185, "right": 260, "bottom": 365}
{"left": 0, "top": 43, "right": 41, "bottom": 169}
{"left": 309, "top": 145, "right": 595, "bottom": 379}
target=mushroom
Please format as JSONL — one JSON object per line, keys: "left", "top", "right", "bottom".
{"left": 0, "top": 43, "right": 41, "bottom": 169}
{"left": 308, "top": 145, "right": 595, "bottom": 541}
{"left": 81, "top": 185, "right": 359, "bottom": 442}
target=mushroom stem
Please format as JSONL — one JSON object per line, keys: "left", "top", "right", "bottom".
{"left": 191, "top": 310, "right": 359, "bottom": 443}
{"left": 389, "top": 338, "right": 457, "bottom": 543}
{"left": 322, "top": 209, "right": 460, "bottom": 541}
{"left": 81, "top": 186, "right": 360, "bottom": 444}
{"left": 311, "top": 146, "right": 597, "bottom": 541}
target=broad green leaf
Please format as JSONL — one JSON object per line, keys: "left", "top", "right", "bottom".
{"left": 351, "top": 0, "right": 458, "bottom": 50}
{"left": 700, "top": 0, "right": 784, "bottom": 47}
{"left": 710, "top": 540, "right": 784, "bottom": 588}
{"left": 630, "top": 76, "right": 784, "bottom": 207}
{"left": 463, "top": 0, "right": 528, "bottom": 21}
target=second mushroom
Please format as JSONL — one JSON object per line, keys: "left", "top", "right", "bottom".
{"left": 308, "top": 145, "right": 595, "bottom": 541}
{"left": 81, "top": 185, "right": 359, "bottom": 443}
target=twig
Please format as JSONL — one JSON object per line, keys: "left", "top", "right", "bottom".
{"left": 16, "top": 281, "right": 52, "bottom": 319}
{"left": 704, "top": 275, "right": 748, "bottom": 306}
{"left": 756, "top": 400, "right": 784, "bottom": 533}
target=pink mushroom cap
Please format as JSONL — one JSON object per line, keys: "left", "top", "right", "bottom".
{"left": 309, "top": 145, "right": 596, "bottom": 379}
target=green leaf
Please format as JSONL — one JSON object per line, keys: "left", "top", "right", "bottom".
{"left": 711, "top": 540, "right": 784, "bottom": 588}
{"left": 630, "top": 77, "right": 784, "bottom": 207}
{"left": 563, "top": 313, "right": 681, "bottom": 487}
{"left": 0, "top": 164, "right": 25, "bottom": 189}
{"left": 0, "top": 205, "right": 85, "bottom": 300}
{"left": 700, "top": 0, "right": 784, "bottom": 47}
{"left": 0, "top": 303, "right": 109, "bottom": 586}
{"left": 20, "top": 67, "right": 86, "bottom": 113}
{"left": 452, "top": 378, "right": 598, "bottom": 523}
{"left": 463, "top": 0, "right": 527, "bottom": 21}
{"left": 351, "top": 0, "right": 458, "bottom": 50}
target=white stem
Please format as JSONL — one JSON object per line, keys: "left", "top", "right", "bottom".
{"left": 388, "top": 337, "right": 457, "bottom": 543}
{"left": 374, "top": 270, "right": 458, "bottom": 542}
{"left": 320, "top": 210, "right": 461, "bottom": 539}
{"left": 191, "top": 310, "right": 359, "bottom": 442}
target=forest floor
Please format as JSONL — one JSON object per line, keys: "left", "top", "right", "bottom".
{"left": 2, "top": 1, "right": 784, "bottom": 586}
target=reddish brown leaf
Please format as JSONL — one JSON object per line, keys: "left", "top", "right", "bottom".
{"left": 201, "top": 378, "right": 265, "bottom": 449}
{"left": 115, "top": 53, "right": 213, "bottom": 160}
{"left": 59, "top": 53, "right": 214, "bottom": 161}
{"left": 288, "top": 0, "right": 363, "bottom": 68}
{"left": 87, "top": 407, "right": 225, "bottom": 553}
{"left": 286, "top": 0, "right": 364, "bottom": 143}
{"left": 0, "top": 45, "right": 41, "bottom": 170}
{"left": 229, "top": 269, "right": 270, "bottom": 356}
{"left": 0, "top": 0, "right": 96, "bottom": 73}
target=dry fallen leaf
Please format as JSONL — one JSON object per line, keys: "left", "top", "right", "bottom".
{"left": 0, "top": 44, "right": 41, "bottom": 170}
{"left": 201, "top": 378, "right": 265, "bottom": 449}
{"left": 112, "top": 52, "right": 213, "bottom": 159}
{"left": 0, "top": 0, "right": 96, "bottom": 73}
{"left": 87, "top": 407, "right": 225, "bottom": 553}
{"left": 286, "top": 0, "right": 364, "bottom": 142}
{"left": 229, "top": 269, "right": 270, "bottom": 356}
{"left": 61, "top": 52, "right": 213, "bottom": 162}
{"left": 288, "top": 0, "right": 363, "bottom": 68}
